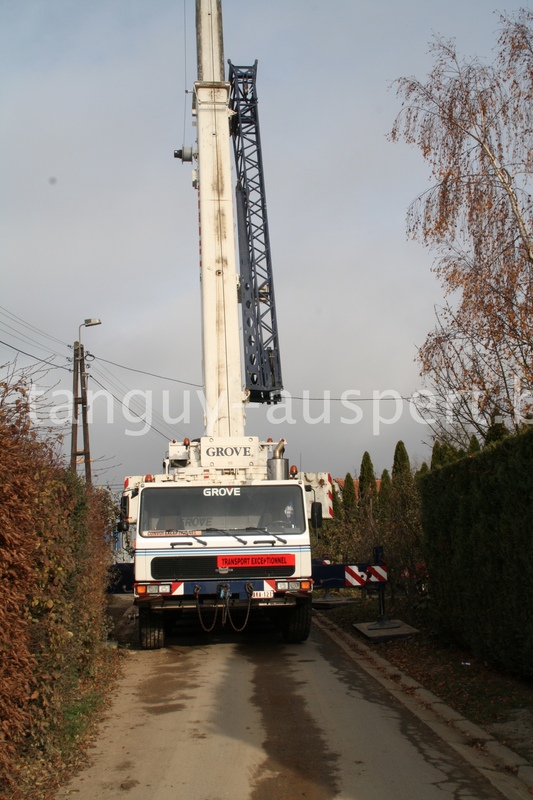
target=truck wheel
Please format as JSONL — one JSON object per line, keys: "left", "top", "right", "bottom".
{"left": 139, "top": 608, "right": 165, "bottom": 650}
{"left": 281, "top": 599, "right": 312, "bottom": 643}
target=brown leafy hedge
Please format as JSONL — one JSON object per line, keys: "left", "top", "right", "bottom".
{"left": 0, "top": 377, "right": 115, "bottom": 798}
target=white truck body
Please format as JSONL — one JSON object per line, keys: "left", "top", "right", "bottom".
{"left": 298, "top": 472, "right": 334, "bottom": 520}
{"left": 125, "top": 473, "right": 311, "bottom": 599}
{"left": 121, "top": 1, "right": 314, "bottom": 646}
{"left": 125, "top": 435, "right": 314, "bottom": 646}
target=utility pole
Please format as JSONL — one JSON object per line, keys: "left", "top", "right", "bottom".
{"left": 70, "top": 318, "right": 101, "bottom": 483}
{"left": 70, "top": 339, "right": 81, "bottom": 475}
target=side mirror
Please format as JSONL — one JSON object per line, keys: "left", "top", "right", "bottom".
{"left": 117, "top": 519, "right": 129, "bottom": 532}
{"left": 311, "top": 501, "right": 323, "bottom": 529}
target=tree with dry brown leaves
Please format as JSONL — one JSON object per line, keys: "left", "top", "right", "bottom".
{"left": 390, "top": 9, "right": 533, "bottom": 446}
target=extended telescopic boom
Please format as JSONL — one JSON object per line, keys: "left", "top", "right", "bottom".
{"left": 194, "top": 0, "right": 245, "bottom": 438}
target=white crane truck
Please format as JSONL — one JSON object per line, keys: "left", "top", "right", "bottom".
{"left": 120, "top": 0, "right": 319, "bottom": 648}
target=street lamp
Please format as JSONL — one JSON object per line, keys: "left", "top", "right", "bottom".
{"left": 80, "top": 318, "right": 101, "bottom": 340}
{"left": 70, "top": 318, "right": 102, "bottom": 483}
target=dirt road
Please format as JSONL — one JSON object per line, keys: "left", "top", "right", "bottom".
{"left": 56, "top": 598, "right": 528, "bottom": 800}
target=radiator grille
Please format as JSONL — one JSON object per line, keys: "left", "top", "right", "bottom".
{"left": 151, "top": 555, "right": 294, "bottom": 581}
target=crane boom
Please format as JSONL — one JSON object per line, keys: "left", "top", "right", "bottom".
{"left": 229, "top": 61, "right": 283, "bottom": 404}
{"left": 194, "top": 0, "right": 244, "bottom": 437}
{"left": 120, "top": 0, "right": 315, "bottom": 650}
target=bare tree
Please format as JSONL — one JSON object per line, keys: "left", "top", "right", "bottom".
{"left": 390, "top": 10, "right": 533, "bottom": 443}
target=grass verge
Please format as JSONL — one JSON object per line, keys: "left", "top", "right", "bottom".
{"left": 318, "top": 593, "right": 533, "bottom": 765}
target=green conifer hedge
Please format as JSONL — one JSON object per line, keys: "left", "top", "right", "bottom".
{"left": 419, "top": 429, "right": 533, "bottom": 678}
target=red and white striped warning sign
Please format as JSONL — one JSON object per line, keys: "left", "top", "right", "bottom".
{"left": 345, "top": 565, "right": 367, "bottom": 587}
{"left": 366, "top": 565, "right": 388, "bottom": 583}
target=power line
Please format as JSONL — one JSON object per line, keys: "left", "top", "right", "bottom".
{"left": 0, "top": 321, "right": 66, "bottom": 359}
{"left": 90, "top": 357, "right": 419, "bottom": 401}
{"left": 289, "top": 393, "right": 416, "bottom": 402}
{"left": 0, "top": 340, "right": 419, "bottom": 404}
{"left": 89, "top": 374, "right": 172, "bottom": 441}
{"left": 0, "top": 309, "right": 420, "bottom": 403}
{"left": 0, "top": 305, "right": 69, "bottom": 346}
{"left": 0, "top": 338, "right": 70, "bottom": 370}
{"left": 0, "top": 305, "right": 202, "bottom": 388}
{"left": 92, "top": 355, "right": 202, "bottom": 387}
{"left": 89, "top": 362, "right": 187, "bottom": 441}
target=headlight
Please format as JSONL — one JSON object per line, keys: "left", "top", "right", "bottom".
{"left": 146, "top": 584, "right": 171, "bottom": 595}
{"left": 275, "top": 580, "right": 311, "bottom": 593}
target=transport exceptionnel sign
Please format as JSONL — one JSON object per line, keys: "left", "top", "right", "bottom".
{"left": 216, "top": 554, "right": 295, "bottom": 569}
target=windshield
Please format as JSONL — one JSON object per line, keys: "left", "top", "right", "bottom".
{"left": 139, "top": 484, "right": 306, "bottom": 536}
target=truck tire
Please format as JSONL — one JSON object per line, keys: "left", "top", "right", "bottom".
{"left": 139, "top": 608, "right": 165, "bottom": 650}
{"left": 281, "top": 599, "right": 312, "bottom": 643}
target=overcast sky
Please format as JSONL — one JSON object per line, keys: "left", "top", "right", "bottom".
{"left": 1, "top": 0, "right": 529, "bottom": 489}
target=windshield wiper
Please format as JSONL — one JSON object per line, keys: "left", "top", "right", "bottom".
{"left": 266, "top": 533, "right": 287, "bottom": 544}
{"left": 230, "top": 527, "right": 289, "bottom": 544}
{"left": 236, "top": 527, "right": 288, "bottom": 545}
{"left": 225, "top": 526, "right": 281, "bottom": 543}
{"left": 229, "top": 534, "right": 247, "bottom": 544}
{"left": 170, "top": 537, "right": 207, "bottom": 547}
{"left": 202, "top": 527, "right": 288, "bottom": 545}
{"left": 204, "top": 527, "right": 248, "bottom": 544}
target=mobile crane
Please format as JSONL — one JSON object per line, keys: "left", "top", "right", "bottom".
{"left": 120, "top": 0, "right": 318, "bottom": 648}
